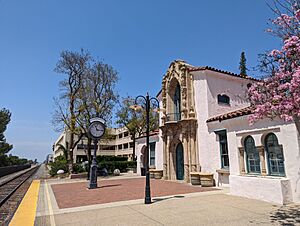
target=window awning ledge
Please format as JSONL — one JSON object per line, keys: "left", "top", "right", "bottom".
{"left": 216, "top": 169, "right": 230, "bottom": 175}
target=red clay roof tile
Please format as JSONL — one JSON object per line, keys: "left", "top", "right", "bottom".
{"left": 206, "top": 106, "right": 253, "bottom": 122}
{"left": 187, "top": 66, "right": 259, "bottom": 82}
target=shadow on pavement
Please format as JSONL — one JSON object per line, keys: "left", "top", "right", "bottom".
{"left": 270, "top": 204, "right": 300, "bottom": 226}
{"left": 153, "top": 195, "right": 185, "bottom": 203}
{"left": 98, "top": 184, "right": 121, "bottom": 188}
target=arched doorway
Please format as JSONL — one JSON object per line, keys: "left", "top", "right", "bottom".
{"left": 176, "top": 142, "right": 184, "bottom": 180}
{"left": 140, "top": 146, "right": 147, "bottom": 176}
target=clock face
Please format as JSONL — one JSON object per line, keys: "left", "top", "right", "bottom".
{"left": 89, "top": 121, "right": 105, "bottom": 139}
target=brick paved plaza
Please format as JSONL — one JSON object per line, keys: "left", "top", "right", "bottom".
{"left": 30, "top": 172, "right": 300, "bottom": 226}
{"left": 51, "top": 177, "right": 216, "bottom": 208}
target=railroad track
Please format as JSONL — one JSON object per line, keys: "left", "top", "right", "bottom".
{"left": 0, "top": 165, "right": 40, "bottom": 225}
{"left": 0, "top": 165, "right": 39, "bottom": 207}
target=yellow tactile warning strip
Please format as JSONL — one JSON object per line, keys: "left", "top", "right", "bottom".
{"left": 9, "top": 180, "right": 40, "bottom": 226}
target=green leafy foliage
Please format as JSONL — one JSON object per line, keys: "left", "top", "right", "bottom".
{"left": 116, "top": 96, "right": 159, "bottom": 160}
{"left": 49, "top": 155, "right": 68, "bottom": 176}
{"left": 116, "top": 97, "right": 158, "bottom": 137}
{"left": 0, "top": 108, "right": 13, "bottom": 156}
{"left": 239, "top": 51, "right": 248, "bottom": 75}
{"left": 98, "top": 161, "right": 137, "bottom": 173}
{"left": 0, "top": 154, "right": 30, "bottom": 167}
{"left": 0, "top": 108, "right": 31, "bottom": 167}
{"left": 57, "top": 144, "right": 68, "bottom": 160}
{"left": 72, "top": 163, "right": 86, "bottom": 174}
{"left": 96, "top": 155, "right": 128, "bottom": 162}
{"left": 52, "top": 49, "right": 119, "bottom": 172}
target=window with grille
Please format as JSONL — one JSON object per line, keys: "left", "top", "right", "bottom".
{"left": 218, "top": 130, "right": 229, "bottom": 169}
{"left": 150, "top": 142, "right": 156, "bottom": 167}
{"left": 244, "top": 136, "right": 261, "bottom": 174}
{"left": 265, "top": 133, "right": 285, "bottom": 176}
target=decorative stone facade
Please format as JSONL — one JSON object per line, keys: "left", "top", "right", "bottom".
{"left": 135, "top": 59, "right": 300, "bottom": 204}
{"left": 160, "top": 60, "right": 199, "bottom": 182}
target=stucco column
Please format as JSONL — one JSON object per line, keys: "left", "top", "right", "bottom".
{"left": 162, "top": 135, "right": 168, "bottom": 180}
{"left": 190, "top": 130, "right": 197, "bottom": 172}
{"left": 238, "top": 147, "right": 246, "bottom": 174}
{"left": 257, "top": 146, "right": 267, "bottom": 175}
{"left": 166, "top": 135, "right": 171, "bottom": 180}
{"left": 183, "top": 132, "right": 190, "bottom": 183}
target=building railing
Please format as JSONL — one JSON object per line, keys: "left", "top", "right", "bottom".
{"left": 166, "top": 113, "right": 181, "bottom": 122}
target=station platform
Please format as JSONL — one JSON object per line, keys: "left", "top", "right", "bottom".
{"left": 9, "top": 170, "right": 298, "bottom": 226}
{"left": 34, "top": 175, "right": 219, "bottom": 225}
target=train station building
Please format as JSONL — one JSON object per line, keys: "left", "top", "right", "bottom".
{"left": 136, "top": 60, "right": 300, "bottom": 204}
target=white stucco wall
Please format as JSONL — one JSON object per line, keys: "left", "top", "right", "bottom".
{"left": 135, "top": 133, "right": 163, "bottom": 175}
{"left": 191, "top": 69, "right": 300, "bottom": 202}
{"left": 230, "top": 175, "right": 293, "bottom": 204}
{"left": 193, "top": 71, "right": 211, "bottom": 173}
{"left": 208, "top": 116, "right": 300, "bottom": 203}
{"left": 192, "top": 70, "right": 250, "bottom": 186}
{"left": 192, "top": 70, "right": 250, "bottom": 119}
{"left": 152, "top": 63, "right": 300, "bottom": 204}
{"left": 136, "top": 141, "right": 145, "bottom": 176}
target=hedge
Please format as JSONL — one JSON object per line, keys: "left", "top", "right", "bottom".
{"left": 96, "top": 156, "right": 128, "bottom": 162}
{"left": 98, "top": 161, "right": 136, "bottom": 173}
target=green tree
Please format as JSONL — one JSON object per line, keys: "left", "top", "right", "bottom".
{"left": 0, "top": 108, "right": 13, "bottom": 165}
{"left": 116, "top": 97, "right": 159, "bottom": 161}
{"left": 53, "top": 50, "right": 119, "bottom": 172}
{"left": 239, "top": 51, "right": 248, "bottom": 75}
{"left": 76, "top": 60, "right": 118, "bottom": 165}
{"left": 52, "top": 49, "right": 91, "bottom": 172}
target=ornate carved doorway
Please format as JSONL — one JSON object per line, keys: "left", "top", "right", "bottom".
{"left": 176, "top": 142, "right": 184, "bottom": 180}
{"left": 161, "top": 60, "right": 199, "bottom": 183}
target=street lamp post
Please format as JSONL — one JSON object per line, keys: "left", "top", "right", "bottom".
{"left": 132, "top": 93, "right": 159, "bottom": 204}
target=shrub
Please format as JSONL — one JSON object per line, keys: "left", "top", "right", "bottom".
{"left": 98, "top": 161, "right": 136, "bottom": 174}
{"left": 126, "top": 161, "right": 137, "bottom": 168}
{"left": 96, "top": 155, "right": 128, "bottom": 162}
{"left": 49, "top": 155, "right": 68, "bottom": 177}
{"left": 73, "top": 163, "right": 86, "bottom": 174}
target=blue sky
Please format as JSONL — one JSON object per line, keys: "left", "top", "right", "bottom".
{"left": 0, "top": 0, "right": 280, "bottom": 161}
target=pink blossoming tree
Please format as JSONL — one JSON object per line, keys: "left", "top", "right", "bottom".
{"left": 248, "top": 0, "right": 300, "bottom": 133}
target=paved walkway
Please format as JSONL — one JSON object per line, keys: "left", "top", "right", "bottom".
{"left": 8, "top": 167, "right": 299, "bottom": 226}
{"left": 34, "top": 175, "right": 300, "bottom": 226}
{"left": 51, "top": 178, "right": 216, "bottom": 208}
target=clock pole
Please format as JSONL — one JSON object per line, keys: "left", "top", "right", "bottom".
{"left": 88, "top": 139, "right": 98, "bottom": 189}
{"left": 87, "top": 117, "right": 106, "bottom": 189}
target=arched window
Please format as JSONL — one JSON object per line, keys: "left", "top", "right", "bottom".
{"left": 174, "top": 83, "right": 181, "bottom": 121}
{"left": 217, "top": 94, "right": 230, "bottom": 105}
{"left": 244, "top": 136, "right": 261, "bottom": 174}
{"left": 265, "top": 133, "right": 285, "bottom": 176}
